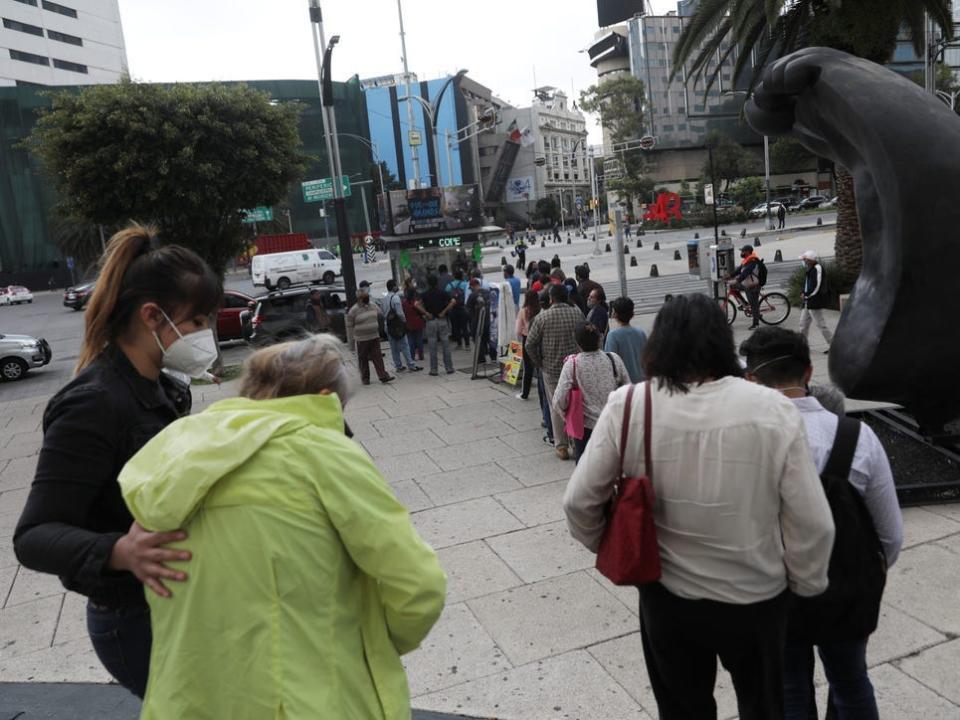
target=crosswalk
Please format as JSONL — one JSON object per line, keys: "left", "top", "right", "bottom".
{"left": 602, "top": 258, "right": 822, "bottom": 316}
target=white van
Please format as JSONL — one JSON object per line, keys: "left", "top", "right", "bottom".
{"left": 251, "top": 249, "right": 342, "bottom": 289}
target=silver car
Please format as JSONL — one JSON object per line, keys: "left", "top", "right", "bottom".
{"left": 0, "top": 333, "right": 52, "bottom": 381}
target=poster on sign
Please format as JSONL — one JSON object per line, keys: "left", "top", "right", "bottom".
{"left": 506, "top": 177, "right": 533, "bottom": 203}
{"left": 381, "top": 184, "right": 483, "bottom": 234}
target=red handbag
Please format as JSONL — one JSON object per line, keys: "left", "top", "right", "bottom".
{"left": 595, "top": 381, "right": 662, "bottom": 586}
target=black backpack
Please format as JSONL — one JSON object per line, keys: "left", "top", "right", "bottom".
{"left": 756, "top": 258, "right": 768, "bottom": 287}
{"left": 789, "top": 417, "right": 887, "bottom": 644}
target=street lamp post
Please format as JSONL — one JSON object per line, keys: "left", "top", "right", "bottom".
{"left": 763, "top": 134, "right": 774, "bottom": 230}
{"left": 307, "top": 1, "right": 336, "bottom": 196}
{"left": 396, "top": 0, "right": 420, "bottom": 189}
{"left": 315, "top": 32, "right": 358, "bottom": 306}
{"left": 399, "top": 69, "right": 467, "bottom": 188}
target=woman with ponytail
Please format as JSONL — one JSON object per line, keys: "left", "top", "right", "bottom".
{"left": 13, "top": 223, "right": 221, "bottom": 698}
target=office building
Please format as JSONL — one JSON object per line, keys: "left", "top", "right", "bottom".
{"left": 1, "top": 0, "right": 127, "bottom": 86}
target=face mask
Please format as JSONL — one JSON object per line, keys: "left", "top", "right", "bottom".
{"left": 153, "top": 309, "right": 217, "bottom": 379}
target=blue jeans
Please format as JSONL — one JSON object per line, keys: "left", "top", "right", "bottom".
{"left": 424, "top": 318, "right": 454, "bottom": 373}
{"left": 87, "top": 601, "right": 152, "bottom": 698}
{"left": 537, "top": 369, "right": 552, "bottom": 440}
{"left": 388, "top": 333, "right": 417, "bottom": 370}
{"left": 407, "top": 328, "right": 424, "bottom": 359}
{"left": 784, "top": 637, "right": 878, "bottom": 720}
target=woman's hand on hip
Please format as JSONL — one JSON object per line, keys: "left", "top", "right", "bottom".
{"left": 108, "top": 521, "right": 191, "bottom": 598}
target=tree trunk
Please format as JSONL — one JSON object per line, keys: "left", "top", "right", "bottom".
{"left": 833, "top": 165, "right": 862, "bottom": 284}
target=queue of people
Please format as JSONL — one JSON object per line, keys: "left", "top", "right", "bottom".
{"left": 11, "top": 225, "right": 901, "bottom": 720}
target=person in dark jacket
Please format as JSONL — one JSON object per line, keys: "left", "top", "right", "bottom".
{"left": 798, "top": 250, "right": 834, "bottom": 352}
{"left": 777, "top": 203, "right": 787, "bottom": 229}
{"left": 729, "top": 244, "right": 762, "bottom": 329}
{"left": 466, "top": 278, "right": 493, "bottom": 362}
{"left": 13, "top": 223, "right": 222, "bottom": 698}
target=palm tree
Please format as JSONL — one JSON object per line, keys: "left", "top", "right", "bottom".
{"left": 672, "top": 0, "right": 953, "bottom": 282}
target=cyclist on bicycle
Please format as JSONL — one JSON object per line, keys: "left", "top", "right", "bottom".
{"left": 728, "top": 244, "right": 762, "bottom": 329}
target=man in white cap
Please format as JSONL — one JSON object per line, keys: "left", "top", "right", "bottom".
{"left": 799, "top": 250, "right": 833, "bottom": 352}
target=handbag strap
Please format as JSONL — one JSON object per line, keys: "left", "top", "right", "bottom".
{"left": 572, "top": 356, "right": 578, "bottom": 388}
{"left": 618, "top": 382, "right": 653, "bottom": 478}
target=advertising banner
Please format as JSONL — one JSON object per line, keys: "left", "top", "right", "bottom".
{"left": 381, "top": 184, "right": 483, "bottom": 235}
{"left": 506, "top": 177, "right": 533, "bottom": 203}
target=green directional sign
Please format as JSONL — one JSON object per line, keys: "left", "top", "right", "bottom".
{"left": 240, "top": 206, "right": 273, "bottom": 223}
{"left": 301, "top": 175, "right": 352, "bottom": 203}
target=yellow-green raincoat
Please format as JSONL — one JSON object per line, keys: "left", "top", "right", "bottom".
{"left": 119, "top": 393, "right": 445, "bottom": 719}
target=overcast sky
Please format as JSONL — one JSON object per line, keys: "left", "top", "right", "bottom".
{"left": 118, "top": 0, "right": 678, "bottom": 145}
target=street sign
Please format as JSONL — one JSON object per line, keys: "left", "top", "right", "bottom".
{"left": 639, "top": 135, "right": 656, "bottom": 150}
{"left": 301, "top": 176, "right": 352, "bottom": 203}
{"left": 65, "top": 256, "right": 75, "bottom": 270}
{"left": 241, "top": 206, "right": 273, "bottom": 223}
{"left": 704, "top": 183, "right": 715, "bottom": 205}
{"left": 408, "top": 130, "right": 422, "bottom": 147}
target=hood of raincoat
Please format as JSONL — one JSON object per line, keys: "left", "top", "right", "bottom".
{"left": 121, "top": 393, "right": 344, "bottom": 531}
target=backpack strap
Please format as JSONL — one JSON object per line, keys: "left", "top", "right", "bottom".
{"left": 822, "top": 416, "right": 861, "bottom": 480}
{"left": 606, "top": 352, "right": 616, "bottom": 379}
{"left": 571, "top": 356, "right": 578, "bottom": 389}
{"left": 619, "top": 381, "right": 653, "bottom": 479}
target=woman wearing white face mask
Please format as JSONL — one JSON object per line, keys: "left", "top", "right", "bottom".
{"left": 14, "top": 223, "right": 221, "bottom": 698}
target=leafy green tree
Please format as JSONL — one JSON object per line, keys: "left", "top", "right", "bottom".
{"left": 770, "top": 137, "right": 818, "bottom": 174}
{"left": 26, "top": 81, "right": 307, "bottom": 277}
{"left": 579, "top": 75, "right": 654, "bottom": 204}
{"left": 672, "top": 0, "right": 954, "bottom": 283}
{"left": 728, "top": 176, "right": 765, "bottom": 210}
{"left": 533, "top": 196, "right": 559, "bottom": 224}
{"left": 702, "top": 131, "right": 762, "bottom": 191}
{"left": 372, "top": 160, "right": 402, "bottom": 196}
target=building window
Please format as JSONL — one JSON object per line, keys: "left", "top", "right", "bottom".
{"left": 53, "top": 58, "right": 87, "bottom": 73}
{"left": 10, "top": 48, "right": 49, "bottom": 66}
{"left": 48, "top": 29, "right": 83, "bottom": 46}
{"left": 12, "top": 0, "right": 38, "bottom": 5}
{"left": 41, "top": 0, "right": 77, "bottom": 18}
{"left": 3, "top": 18, "right": 44, "bottom": 36}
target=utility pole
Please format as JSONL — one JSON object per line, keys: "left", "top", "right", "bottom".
{"left": 308, "top": 1, "right": 336, "bottom": 197}
{"left": 763, "top": 134, "right": 774, "bottom": 230}
{"left": 397, "top": 0, "right": 420, "bottom": 189}
{"left": 613, "top": 207, "right": 628, "bottom": 299}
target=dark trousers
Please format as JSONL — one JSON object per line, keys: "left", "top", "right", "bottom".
{"left": 779, "top": 215, "right": 786, "bottom": 229}
{"left": 520, "top": 337, "right": 534, "bottom": 399}
{"left": 638, "top": 582, "right": 789, "bottom": 720}
{"left": 407, "top": 328, "right": 424, "bottom": 360}
{"left": 356, "top": 337, "right": 389, "bottom": 382}
{"left": 450, "top": 306, "right": 469, "bottom": 347}
{"left": 87, "top": 601, "right": 152, "bottom": 699}
{"left": 573, "top": 426, "right": 593, "bottom": 462}
{"left": 746, "top": 288, "right": 762, "bottom": 326}
{"left": 517, "top": 250, "right": 526, "bottom": 269}
{"left": 536, "top": 369, "right": 552, "bottom": 440}
{"left": 784, "top": 637, "right": 876, "bottom": 720}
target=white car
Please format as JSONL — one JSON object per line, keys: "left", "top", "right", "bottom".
{"left": 250, "top": 249, "right": 342, "bottom": 290}
{"left": 2, "top": 286, "right": 34, "bottom": 304}
{"left": 748, "top": 202, "right": 785, "bottom": 219}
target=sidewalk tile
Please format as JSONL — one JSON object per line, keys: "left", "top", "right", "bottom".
{"left": 0, "top": 536, "right": 17, "bottom": 570}
{"left": 411, "top": 497, "right": 523, "bottom": 550}
{"left": 435, "top": 401, "right": 503, "bottom": 426}
{"left": 432, "top": 418, "right": 513, "bottom": 446}
{"left": 0, "top": 595, "right": 62, "bottom": 658}
{"left": 585, "top": 569, "right": 640, "bottom": 618}
{"left": 0, "top": 565, "right": 16, "bottom": 605}
{"left": 0, "top": 455, "right": 37, "bottom": 493}
{"left": 933, "top": 531, "right": 960, "bottom": 556}
{"left": 587, "top": 632, "right": 739, "bottom": 720}
{"left": 5, "top": 568, "right": 64, "bottom": 608}
{"left": 52, "top": 592, "right": 88, "bottom": 646}
{"left": 868, "top": 603, "right": 947, "bottom": 667}
{"left": 381, "top": 396, "right": 450, "bottom": 418}
{"left": 884, "top": 544, "right": 960, "bottom": 635}
{"left": 426, "top": 438, "right": 518, "bottom": 473}
{"left": 435, "top": 541, "right": 523, "bottom": 605}
{"left": 486, "top": 522, "right": 593, "bottom": 584}
{"left": 497, "top": 451, "right": 573, "bottom": 487}
{"left": 342, "top": 404, "right": 389, "bottom": 425}
{"left": 897, "top": 637, "right": 960, "bottom": 705}
{"left": 467, "top": 571, "right": 637, "bottom": 666}
{"left": 872, "top": 663, "right": 960, "bottom": 719}
{"left": 404, "top": 603, "right": 510, "bottom": 698}
{"left": 0, "top": 635, "right": 110, "bottom": 683}
{"left": 0, "top": 489, "right": 29, "bottom": 515}
{"left": 900, "top": 507, "right": 960, "bottom": 549}
{"left": 373, "top": 411, "right": 448, "bottom": 436}
{"left": 494, "top": 480, "right": 568, "bottom": 528}
{"left": 391, "top": 480, "right": 434, "bottom": 513}
{"left": 374, "top": 452, "right": 442, "bottom": 484}
{"left": 418, "top": 465, "right": 521, "bottom": 507}
{"left": 497, "top": 427, "right": 555, "bottom": 456}
{"left": 925, "top": 504, "right": 960, "bottom": 524}
{"left": 361, "top": 429, "right": 445, "bottom": 459}
{"left": 414, "top": 650, "right": 650, "bottom": 720}
{"left": 0, "top": 510, "right": 23, "bottom": 536}
{"left": 501, "top": 409, "right": 549, "bottom": 433}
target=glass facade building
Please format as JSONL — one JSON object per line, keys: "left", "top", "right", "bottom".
{"left": 0, "top": 78, "right": 374, "bottom": 284}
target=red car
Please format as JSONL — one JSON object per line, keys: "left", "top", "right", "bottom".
{"left": 218, "top": 290, "right": 254, "bottom": 341}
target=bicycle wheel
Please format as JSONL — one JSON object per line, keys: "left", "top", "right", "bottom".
{"left": 718, "top": 297, "right": 736, "bottom": 325}
{"left": 758, "top": 292, "right": 791, "bottom": 325}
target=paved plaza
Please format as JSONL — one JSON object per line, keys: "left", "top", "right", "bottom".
{"left": 2, "top": 229, "right": 960, "bottom": 718}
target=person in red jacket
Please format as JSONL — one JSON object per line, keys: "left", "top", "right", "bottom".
{"left": 402, "top": 286, "right": 426, "bottom": 361}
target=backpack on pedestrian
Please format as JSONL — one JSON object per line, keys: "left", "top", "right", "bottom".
{"left": 756, "top": 258, "right": 768, "bottom": 288}
{"left": 789, "top": 417, "right": 887, "bottom": 644}
{"left": 385, "top": 294, "right": 408, "bottom": 340}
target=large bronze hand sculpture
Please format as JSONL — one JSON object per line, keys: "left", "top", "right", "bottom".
{"left": 746, "top": 47, "right": 960, "bottom": 430}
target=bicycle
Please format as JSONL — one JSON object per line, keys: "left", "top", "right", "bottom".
{"left": 719, "top": 284, "right": 791, "bottom": 326}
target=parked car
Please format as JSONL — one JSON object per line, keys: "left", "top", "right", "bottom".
{"left": 0, "top": 332, "right": 51, "bottom": 381}
{"left": 797, "top": 195, "right": 828, "bottom": 210}
{"left": 1, "top": 286, "right": 33, "bottom": 305}
{"left": 822, "top": 196, "right": 839, "bottom": 208}
{"left": 217, "top": 290, "right": 254, "bottom": 342}
{"left": 774, "top": 197, "right": 800, "bottom": 212}
{"left": 63, "top": 282, "right": 96, "bottom": 310}
{"left": 748, "top": 202, "right": 785, "bottom": 219}
{"left": 242, "top": 285, "right": 348, "bottom": 345}
{"left": 250, "top": 249, "right": 342, "bottom": 290}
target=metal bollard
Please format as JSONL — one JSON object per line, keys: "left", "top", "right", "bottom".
{"left": 774, "top": 249, "right": 783, "bottom": 262}
{"left": 650, "top": 264, "right": 659, "bottom": 277}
